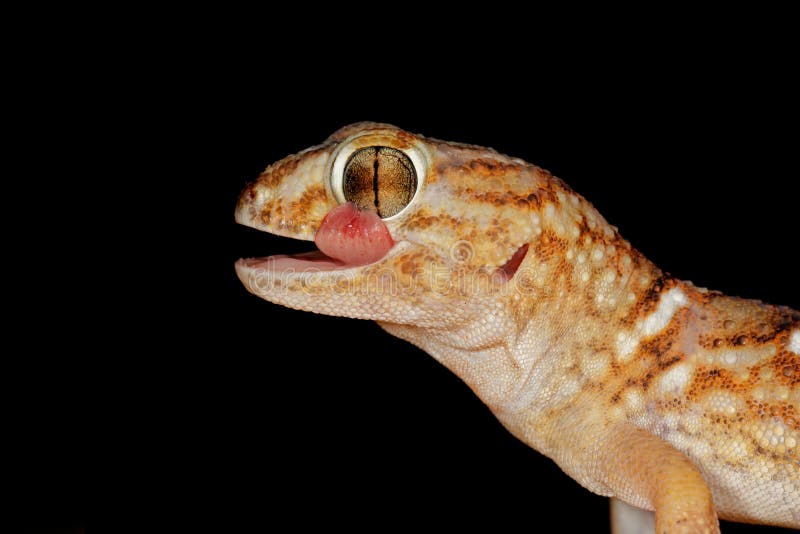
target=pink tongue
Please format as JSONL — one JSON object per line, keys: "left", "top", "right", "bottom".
{"left": 314, "top": 203, "right": 394, "bottom": 266}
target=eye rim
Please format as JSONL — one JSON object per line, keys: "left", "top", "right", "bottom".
{"left": 328, "top": 134, "right": 426, "bottom": 221}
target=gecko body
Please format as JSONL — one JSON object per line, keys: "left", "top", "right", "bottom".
{"left": 235, "top": 123, "right": 799, "bottom": 532}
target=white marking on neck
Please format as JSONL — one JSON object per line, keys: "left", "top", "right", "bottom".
{"left": 657, "top": 362, "right": 692, "bottom": 395}
{"left": 642, "top": 288, "right": 688, "bottom": 336}
{"left": 789, "top": 330, "right": 800, "bottom": 355}
{"left": 616, "top": 287, "right": 688, "bottom": 362}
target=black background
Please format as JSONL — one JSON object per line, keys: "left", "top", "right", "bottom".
{"left": 12, "top": 32, "right": 799, "bottom": 533}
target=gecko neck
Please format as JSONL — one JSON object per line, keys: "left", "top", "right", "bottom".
{"left": 382, "top": 191, "right": 690, "bottom": 443}
{"left": 382, "top": 225, "right": 669, "bottom": 415}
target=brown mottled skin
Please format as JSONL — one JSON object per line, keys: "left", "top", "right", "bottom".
{"left": 235, "top": 123, "right": 799, "bottom": 532}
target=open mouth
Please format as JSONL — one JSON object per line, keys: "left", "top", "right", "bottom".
{"left": 236, "top": 203, "right": 396, "bottom": 273}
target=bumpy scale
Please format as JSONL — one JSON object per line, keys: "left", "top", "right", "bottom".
{"left": 235, "top": 123, "right": 799, "bottom": 533}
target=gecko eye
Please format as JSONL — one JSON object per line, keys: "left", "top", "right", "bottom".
{"left": 341, "top": 146, "right": 418, "bottom": 219}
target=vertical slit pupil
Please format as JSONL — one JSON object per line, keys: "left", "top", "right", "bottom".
{"left": 342, "top": 146, "right": 417, "bottom": 218}
{"left": 373, "top": 147, "right": 381, "bottom": 217}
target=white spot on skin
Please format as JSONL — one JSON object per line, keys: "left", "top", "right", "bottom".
{"left": 616, "top": 332, "right": 639, "bottom": 363}
{"left": 556, "top": 376, "right": 581, "bottom": 401}
{"left": 616, "top": 288, "right": 688, "bottom": 362}
{"left": 624, "top": 390, "right": 644, "bottom": 412}
{"left": 713, "top": 345, "right": 775, "bottom": 368}
{"left": 658, "top": 362, "right": 693, "bottom": 395}
{"left": 789, "top": 330, "right": 800, "bottom": 355}
{"left": 735, "top": 368, "right": 750, "bottom": 382}
{"left": 702, "top": 390, "right": 741, "bottom": 415}
{"left": 642, "top": 288, "right": 688, "bottom": 336}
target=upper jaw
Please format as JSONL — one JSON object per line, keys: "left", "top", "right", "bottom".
{"left": 234, "top": 145, "right": 338, "bottom": 241}
{"left": 234, "top": 182, "right": 321, "bottom": 241}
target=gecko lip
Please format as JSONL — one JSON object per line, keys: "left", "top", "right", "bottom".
{"left": 235, "top": 240, "right": 404, "bottom": 276}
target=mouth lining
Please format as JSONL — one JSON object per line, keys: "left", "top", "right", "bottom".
{"left": 235, "top": 228, "right": 403, "bottom": 274}
{"left": 233, "top": 223, "right": 344, "bottom": 272}
{"left": 237, "top": 248, "right": 350, "bottom": 272}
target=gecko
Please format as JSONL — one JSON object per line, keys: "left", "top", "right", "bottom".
{"left": 234, "top": 122, "right": 799, "bottom": 533}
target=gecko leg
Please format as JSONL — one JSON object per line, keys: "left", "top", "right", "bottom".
{"left": 601, "top": 424, "right": 719, "bottom": 534}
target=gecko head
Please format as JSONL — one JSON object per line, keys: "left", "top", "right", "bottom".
{"left": 235, "top": 122, "right": 555, "bottom": 328}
